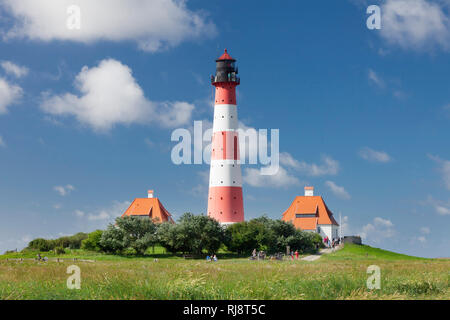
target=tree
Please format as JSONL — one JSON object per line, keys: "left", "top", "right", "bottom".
{"left": 27, "top": 238, "right": 52, "bottom": 251}
{"left": 99, "top": 224, "right": 126, "bottom": 254}
{"left": 100, "top": 217, "right": 157, "bottom": 255}
{"left": 225, "top": 216, "right": 319, "bottom": 255}
{"left": 225, "top": 221, "right": 259, "bottom": 254}
{"left": 81, "top": 230, "right": 103, "bottom": 251}
{"left": 157, "top": 213, "right": 225, "bottom": 254}
{"left": 156, "top": 222, "right": 179, "bottom": 253}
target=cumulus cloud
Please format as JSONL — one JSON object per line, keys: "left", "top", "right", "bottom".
{"left": 325, "top": 181, "right": 351, "bottom": 200}
{"left": 380, "top": 0, "right": 450, "bottom": 51}
{"left": 53, "top": 184, "right": 75, "bottom": 196}
{"left": 40, "top": 59, "right": 195, "bottom": 132}
{"left": 243, "top": 166, "right": 300, "bottom": 188}
{"left": 0, "top": 0, "right": 216, "bottom": 53}
{"left": 360, "top": 217, "right": 396, "bottom": 243}
{"left": 74, "top": 210, "right": 85, "bottom": 217}
{"left": 429, "top": 154, "right": 450, "bottom": 190}
{"left": 0, "top": 77, "right": 23, "bottom": 114}
{"left": 280, "top": 153, "right": 339, "bottom": 176}
{"left": 0, "top": 61, "right": 29, "bottom": 78}
{"left": 423, "top": 195, "right": 450, "bottom": 216}
{"left": 341, "top": 216, "right": 351, "bottom": 236}
{"left": 359, "top": 147, "right": 392, "bottom": 163}
{"left": 82, "top": 201, "right": 131, "bottom": 221}
{"left": 416, "top": 236, "right": 427, "bottom": 243}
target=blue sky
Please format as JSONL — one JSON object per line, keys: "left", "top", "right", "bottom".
{"left": 0, "top": 0, "right": 449, "bottom": 258}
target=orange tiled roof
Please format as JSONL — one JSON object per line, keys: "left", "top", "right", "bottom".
{"left": 121, "top": 198, "right": 174, "bottom": 224}
{"left": 282, "top": 196, "right": 339, "bottom": 230}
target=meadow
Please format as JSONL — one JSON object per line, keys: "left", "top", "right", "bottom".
{"left": 0, "top": 245, "right": 448, "bottom": 300}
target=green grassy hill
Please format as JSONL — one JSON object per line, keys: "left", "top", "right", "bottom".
{"left": 322, "top": 244, "right": 426, "bottom": 261}
{"left": 0, "top": 244, "right": 448, "bottom": 299}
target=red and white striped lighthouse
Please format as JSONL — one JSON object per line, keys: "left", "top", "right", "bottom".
{"left": 207, "top": 49, "right": 244, "bottom": 225}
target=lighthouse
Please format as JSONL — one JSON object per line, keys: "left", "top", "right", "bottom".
{"left": 207, "top": 49, "right": 244, "bottom": 225}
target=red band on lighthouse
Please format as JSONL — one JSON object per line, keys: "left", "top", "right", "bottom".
{"left": 207, "top": 49, "right": 244, "bottom": 225}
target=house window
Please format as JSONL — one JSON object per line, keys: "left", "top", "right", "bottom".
{"left": 296, "top": 214, "right": 316, "bottom": 218}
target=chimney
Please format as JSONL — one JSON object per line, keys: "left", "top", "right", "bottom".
{"left": 304, "top": 186, "right": 314, "bottom": 196}
{"left": 148, "top": 190, "right": 154, "bottom": 198}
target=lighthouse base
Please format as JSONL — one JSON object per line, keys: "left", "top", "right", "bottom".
{"left": 207, "top": 186, "right": 244, "bottom": 224}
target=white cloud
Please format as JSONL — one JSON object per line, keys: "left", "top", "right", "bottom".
{"left": 380, "top": 0, "right": 450, "bottom": 51}
{"left": 0, "top": 77, "right": 23, "bottom": 114}
{"left": 368, "top": 69, "right": 384, "bottom": 88}
{"left": 420, "top": 227, "right": 431, "bottom": 235}
{"left": 417, "top": 236, "right": 427, "bottom": 243}
{"left": 373, "top": 217, "right": 394, "bottom": 228}
{"left": 423, "top": 195, "right": 450, "bottom": 216}
{"left": 360, "top": 217, "right": 396, "bottom": 243}
{"left": 74, "top": 210, "right": 85, "bottom": 217}
{"left": 341, "top": 216, "right": 352, "bottom": 236}
{"left": 243, "top": 166, "right": 300, "bottom": 188}
{"left": 40, "top": 59, "right": 195, "bottom": 132}
{"left": 85, "top": 201, "right": 131, "bottom": 221}
{"left": 280, "top": 153, "right": 339, "bottom": 176}
{"left": 0, "top": 0, "right": 216, "bottom": 53}
{"left": 429, "top": 154, "right": 450, "bottom": 190}
{"left": 359, "top": 147, "right": 392, "bottom": 163}
{"left": 0, "top": 61, "right": 29, "bottom": 78}
{"left": 279, "top": 152, "right": 302, "bottom": 169}
{"left": 435, "top": 204, "right": 450, "bottom": 215}
{"left": 325, "top": 181, "right": 351, "bottom": 200}
{"left": 0, "top": 135, "right": 5, "bottom": 147}
{"left": 53, "top": 184, "right": 75, "bottom": 196}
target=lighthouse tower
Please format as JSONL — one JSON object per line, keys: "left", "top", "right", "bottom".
{"left": 207, "top": 49, "right": 244, "bottom": 225}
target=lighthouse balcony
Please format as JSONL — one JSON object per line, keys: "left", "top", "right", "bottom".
{"left": 211, "top": 74, "right": 240, "bottom": 85}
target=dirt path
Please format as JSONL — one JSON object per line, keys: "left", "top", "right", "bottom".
{"left": 301, "top": 246, "right": 341, "bottom": 262}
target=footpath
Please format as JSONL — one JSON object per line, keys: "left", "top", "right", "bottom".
{"left": 301, "top": 245, "right": 342, "bottom": 262}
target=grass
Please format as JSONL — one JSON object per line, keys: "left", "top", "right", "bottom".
{"left": 0, "top": 244, "right": 448, "bottom": 300}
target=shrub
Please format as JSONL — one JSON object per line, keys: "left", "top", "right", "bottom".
{"left": 27, "top": 233, "right": 88, "bottom": 252}
{"left": 225, "top": 216, "right": 319, "bottom": 255}
{"left": 81, "top": 230, "right": 103, "bottom": 251}
{"left": 54, "top": 246, "right": 66, "bottom": 255}
{"left": 157, "top": 213, "right": 225, "bottom": 254}
{"left": 28, "top": 238, "right": 52, "bottom": 251}
{"left": 100, "top": 216, "right": 158, "bottom": 255}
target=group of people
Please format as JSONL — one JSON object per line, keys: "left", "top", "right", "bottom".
{"left": 323, "top": 236, "right": 341, "bottom": 249}
{"left": 36, "top": 253, "right": 48, "bottom": 262}
{"left": 251, "top": 249, "right": 266, "bottom": 260}
{"left": 289, "top": 250, "right": 300, "bottom": 260}
{"left": 206, "top": 254, "right": 218, "bottom": 262}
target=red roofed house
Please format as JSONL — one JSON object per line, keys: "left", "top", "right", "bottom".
{"left": 282, "top": 187, "right": 339, "bottom": 240}
{"left": 121, "top": 190, "right": 174, "bottom": 224}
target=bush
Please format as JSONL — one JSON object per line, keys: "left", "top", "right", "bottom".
{"left": 100, "top": 216, "right": 157, "bottom": 255}
{"left": 225, "top": 216, "right": 319, "bottom": 255}
{"left": 81, "top": 230, "right": 103, "bottom": 251}
{"left": 157, "top": 213, "right": 225, "bottom": 255}
{"left": 27, "top": 233, "right": 88, "bottom": 252}
{"left": 28, "top": 238, "right": 52, "bottom": 251}
{"left": 54, "top": 246, "right": 66, "bottom": 255}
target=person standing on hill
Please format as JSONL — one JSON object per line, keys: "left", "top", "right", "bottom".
{"left": 295, "top": 250, "right": 299, "bottom": 260}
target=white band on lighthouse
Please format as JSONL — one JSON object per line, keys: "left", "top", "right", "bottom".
{"left": 213, "top": 104, "right": 238, "bottom": 132}
{"left": 209, "top": 159, "right": 243, "bottom": 187}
